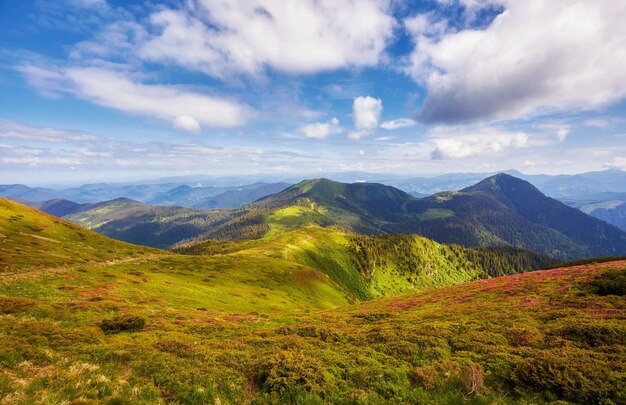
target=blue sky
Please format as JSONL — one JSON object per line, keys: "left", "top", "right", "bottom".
{"left": 0, "top": 0, "right": 625, "bottom": 184}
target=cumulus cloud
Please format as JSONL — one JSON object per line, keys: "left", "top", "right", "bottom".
{"left": 428, "top": 126, "right": 529, "bottom": 159}
{"left": 20, "top": 66, "right": 252, "bottom": 131}
{"left": 405, "top": 1, "right": 626, "bottom": 123}
{"left": 353, "top": 96, "right": 382, "bottom": 130}
{"left": 298, "top": 117, "right": 341, "bottom": 139}
{"left": 380, "top": 118, "right": 416, "bottom": 130}
{"left": 140, "top": 0, "right": 395, "bottom": 77}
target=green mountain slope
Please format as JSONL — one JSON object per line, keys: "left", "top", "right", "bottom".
{"left": 0, "top": 199, "right": 356, "bottom": 314}
{"left": 408, "top": 174, "right": 626, "bottom": 259}
{"left": 177, "top": 226, "right": 553, "bottom": 300}
{"left": 1, "top": 200, "right": 624, "bottom": 405}
{"left": 1, "top": 199, "right": 551, "bottom": 314}
{"left": 246, "top": 175, "right": 626, "bottom": 259}
{"left": 63, "top": 198, "right": 238, "bottom": 249}
{"left": 0, "top": 198, "right": 157, "bottom": 271}
{"left": 48, "top": 175, "right": 626, "bottom": 260}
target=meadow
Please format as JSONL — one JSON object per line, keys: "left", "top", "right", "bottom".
{"left": 1, "top": 199, "right": 625, "bottom": 404}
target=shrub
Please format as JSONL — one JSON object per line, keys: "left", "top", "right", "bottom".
{"left": 353, "top": 312, "right": 392, "bottom": 322}
{"left": 458, "top": 363, "right": 484, "bottom": 395}
{"left": 0, "top": 296, "right": 35, "bottom": 314}
{"left": 99, "top": 315, "right": 146, "bottom": 334}
{"left": 258, "top": 350, "right": 329, "bottom": 395}
{"left": 557, "top": 322, "right": 626, "bottom": 347}
{"left": 414, "top": 360, "right": 461, "bottom": 390}
{"left": 414, "top": 360, "right": 485, "bottom": 396}
{"left": 505, "top": 326, "right": 544, "bottom": 347}
{"left": 588, "top": 268, "right": 626, "bottom": 296}
{"left": 275, "top": 325, "right": 340, "bottom": 342}
{"left": 511, "top": 351, "right": 618, "bottom": 403}
{"left": 153, "top": 340, "right": 196, "bottom": 358}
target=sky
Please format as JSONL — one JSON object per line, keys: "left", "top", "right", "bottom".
{"left": 0, "top": 0, "right": 625, "bottom": 185}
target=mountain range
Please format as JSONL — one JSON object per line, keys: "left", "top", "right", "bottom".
{"left": 5, "top": 169, "right": 626, "bottom": 231}
{"left": 4, "top": 169, "right": 626, "bottom": 201}
{"left": 29, "top": 173, "right": 626, "bottom": 260}
{"left": 0, "top": 181, "right": 290, "bottom": 209}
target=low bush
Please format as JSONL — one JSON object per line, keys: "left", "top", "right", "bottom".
{"left": 511, "top": 351, "right": 620, "bottom": 403}
{"left": 557, "top": 322, "right": 626, "bottom": 347}
{"left": 414, "top": 359, "right": 484, "bottom": 396}
{"left": 0, "top": 296, "right": 36, "bottom": 314}
{"left": 353, "top": 312, "right": 392, "bottom": 322}
{"left": 153, "top": 340, "right": 196, "bottom": 358}
{"left": 99, "top": 315, "right": 146, "bottom": 334}
{"left": 257, "top": 350, "right": 329, "bottom": 396}
{"left": 588, "top": 267, "right": 626, "bottom": 296}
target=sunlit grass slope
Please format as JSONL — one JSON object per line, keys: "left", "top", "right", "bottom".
{"left": 177, "top": 224, "right": 553, "bottom": 300}
{"left": 0, "top": 199, "right": 355, "bottom": 322}
{"left": 2, "top": 240, "right": 624, "bottom": 402}
{"left": 0, "top": 198, "right": 158, "bottom": 272}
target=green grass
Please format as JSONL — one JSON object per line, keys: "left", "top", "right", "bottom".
{"left": 2, "top": 252, "right": 624, "bottom": 403}
{"left": 1, "top": 199, "right": 624, "bottom": 403}
{"left": 417, "top": 208, "right": 455, "bottom": 221}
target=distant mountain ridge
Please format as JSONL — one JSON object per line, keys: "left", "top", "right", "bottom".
{"left": 39, "top": 173, "right": 626, "bottom": 260}
{"left": 5, "top": 169, "right": 626, "bottom": 230}
{"left": 3, "top": 181, "right": 291, "bottom": 208}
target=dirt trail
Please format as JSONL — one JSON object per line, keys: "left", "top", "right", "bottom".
{"left": 0, "top": 253, "right": 170, "bottom": 285}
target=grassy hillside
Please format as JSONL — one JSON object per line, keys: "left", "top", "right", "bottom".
{"left": 1, "top": 198, "right": 624, "bottom": 403}
{"left": 177, "top": 225, "right": 554, "bottom": 300}
{"left": 1, "top": 233, "right": 624, "bottom": 403}
{"left": 0, "top": 198, "right": 157, "bottom": 272}
{"left": 64, "top": 198, "right": 238, "bottom": 249}
{"left": 0, "top": 199, "right": 357, "bottom": 314}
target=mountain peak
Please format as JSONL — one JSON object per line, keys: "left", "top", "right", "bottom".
{"left": 463, "top": 173, "right": 541, "bottom": 196}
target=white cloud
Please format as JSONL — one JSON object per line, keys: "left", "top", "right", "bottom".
{"left": 428, "top": 126, "right": 529, "bottom": 159}
{"left": 353, "top": 96, "right": 383, "bottom": 130}
{"left": 556, "top": 128, "right": 569, "bottom": 142}
{"left": 380, "top": 118, "right": 416, "bottom": 130}
{"left": 298, "top": 117, "right": 341, "bottom": 139}
{"left": 535, "top": 123, "right": 570, "bottom": 143}
{"left": 585, "top": 119, "right": 610, "bottom": 129}
{"left": 18, "top": 65, "right": 68, "bottom": 98}
{"left": 348, "top": 130, "right": 371, "bottom": 141}
{"left": 173, "top": 116, "right": 201, "bottom": 133}
{"left": 20, "top": 66, "right": 252, "bottom": 131}
{"left": 0, "top": 120, "right": 96, "bottom": 142}
{"left": 607, "top": 156, "right": 626, "bottom": 170}
{"left": 406, "top": 1, "right": 626, "bottom": 123}
{"left": 140, "top": 0, "right": 395, "bottom": 77}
